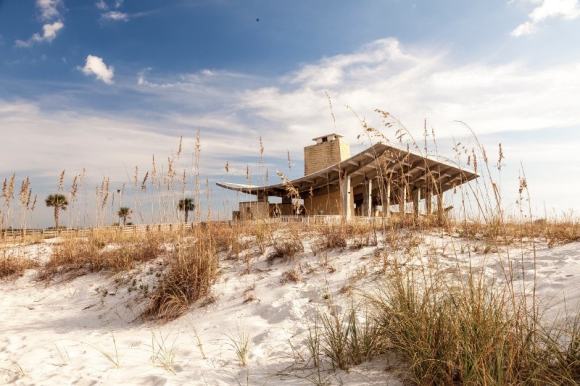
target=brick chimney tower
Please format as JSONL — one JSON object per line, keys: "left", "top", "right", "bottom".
{"left": 303, "top": 133, "right": 351, "bottom": 176}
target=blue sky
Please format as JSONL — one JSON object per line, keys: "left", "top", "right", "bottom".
{"left": 1, "top": 0, "right": 580, "bottom": 226}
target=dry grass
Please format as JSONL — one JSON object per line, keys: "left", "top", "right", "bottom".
{"left": 280, "top": 267, "right": 301, "bottom": 284}
{"left": 268, "top": 237, "right": 304, "bottom": 263}
{"left": 0, "top": 256, "right": 38, "bottom": 279}
{"left": 457, "top": 219, "right": 580, "bottom": 246}
{"left": 313, "top": 225, "right": 347, "bottom": 253}
{"left": 366, "top": 261, "right": 580, "bottom": 385}
{"left": 303, "top": 257, "right": 579, "bottom": 385}
{"left": 251, "top": 222, "right": 274, "bottom": 254}
{"left": 38, "top": 231, "right": 165, "bottom": 281}
{"left": 142, "top": 227, "right": 219, "bottom": 321}
{"left": 227, "top": 329, "right": 251, "bottom": 367}
{"left": 318, "top": 308, "right": 382, "bottom": 371}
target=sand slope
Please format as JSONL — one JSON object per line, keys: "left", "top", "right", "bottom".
{"left": 1, "top": 235, "right": 578, "bottom": 385}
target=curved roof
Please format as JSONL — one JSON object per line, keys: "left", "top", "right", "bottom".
{"left": 216, "top": 141, "right": 478, "bottom": 200}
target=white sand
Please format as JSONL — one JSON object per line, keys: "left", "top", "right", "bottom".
{"left": 1, "top": 234, "right": 578, "bottom": 385}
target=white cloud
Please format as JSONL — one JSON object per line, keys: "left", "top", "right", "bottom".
{"left": 511, "top": 21, "right": 536, "bottom": 36}
{"left": 15, "top": 21, "right": 64, "bottom": 47}
{"left": 3, "top": 38, "right": 580, "bottom": 220}
{"left": 95, "top": 0, "right": 123, "bottom": 10}
{"left": 512, "top": 0, "right": 580, "bottom": 36}
{"left": 81, "top": 55, "right": 115, "bottom": 84}
{"left": 16, "top": 0, "right": 64, "bottom": 47}
{"left": 36, "top": 0, "right": 63, "bottom": 21}
{"left": 128, "top": 38, "right": 580, "bottom": 215}
{"left": 95, "top": 0, "right": 108, "bottom": 10}
{"left": 235, "top": 37, "right": 580, "bottom": 144}
{"left": 97, "top": 0, "right": 134, "bottom": 22}
{"left": 101, "top": 11, "right": 129, "bottom": 21}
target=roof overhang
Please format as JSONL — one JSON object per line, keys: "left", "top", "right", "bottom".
{"left": 216, "top": 141, "right": 478, "bottom": 200}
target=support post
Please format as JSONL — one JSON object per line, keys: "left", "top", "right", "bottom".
{"left": 381, "top": 179, "right": 391, "bottom": 218}
{"left": 342, "top": 173, "right": 352, "bottom": 221}
{"left": 425, "top": 188, "right": 433, "bottom": 215}
{"left": 437, "top": 192, "right": 444, "bottom": 223}
{"left": 399, "top": 184, "right": 406, "bottom": 215}
{"left": 257, "top": 191, "right": 268, "bottom": 203}
{"left": 413, "top": 188, "right": 420, "bottom": 219}
{"left": 363, "top": 178, "right": 373, "bottom": 217}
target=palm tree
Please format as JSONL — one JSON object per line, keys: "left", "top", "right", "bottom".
{"left": 117, "top": 207, "right": 132, "bottom": 226}
{"left": 45, "top": 194, "right": 68, "bottom": 230}
{"left": 178, "top": 198, "right": 195, "bottom": 223}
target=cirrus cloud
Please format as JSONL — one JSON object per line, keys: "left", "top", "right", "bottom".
{"left": 101, "top": 11, "right": 129, "bottom": 22}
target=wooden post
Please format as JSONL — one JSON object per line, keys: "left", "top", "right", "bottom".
{"left": 342, "top": 173, "right": 352, "bottom": 221}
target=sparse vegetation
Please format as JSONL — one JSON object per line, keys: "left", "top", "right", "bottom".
{"left": 268, "top": 237, "right": 304, "bottom": 263}
{"left": 309, "top": 307, "right": 382, "bottom": 371}
{"left": 280, "top": 267, "right": 301, "bottom": 284}
{"left": 39, "top": 230, "right": 165, "bottom": 281}
{"left": 366, "top": 260, "right": 580, "bottom": 385}
{"left": 142, "top": 227, "right": 219, "bottom": 320}
{"left": 313, "top": 225, "right": 347, "bottom": 253}
{"left": 149, "top": 331, "right": 178, "bottom": 373}
{"left": 87, "top": 333, "right": 121, "bottom": 369}
{"left": 0, "top": 256, "right": 38, "bottom": 279}
{"left": 227, "top": 329, "right": 250, "bottom": 367}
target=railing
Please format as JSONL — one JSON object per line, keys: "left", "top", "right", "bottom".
{"left": 0, "top": 222, "right": 204, "bottom": 243}
{"left": 240, "top": 215, "right": 394, "bottom": 226}
{"left": 1, "top": 215, "right": 399, "bottom": 243}
{"left": 276, "top": 215, "right": 343, "bottom": 225}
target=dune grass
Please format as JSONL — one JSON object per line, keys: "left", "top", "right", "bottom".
{"left": 0, "top": 255, "right": 38, "bottom": 279}
{"left": 38, "top": 230, "right": 167, "bottom": 281}
{"left": 141, "top": 225, "right": 220, "bottom": 321}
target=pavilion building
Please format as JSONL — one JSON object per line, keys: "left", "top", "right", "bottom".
{"left": 217, "top": 133, "right": 477, "bottom": 221}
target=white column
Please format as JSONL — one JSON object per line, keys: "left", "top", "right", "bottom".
{"left": 437, "top": 192, "right": 444, "bottom": 223}
{"left": 425, "top": 188, "right": 433, "bottom": 215}
{"left": 342, "top": 173, "right": 352, "bottom": 221}
{"left": 382, "top": 179, "right": 391, "bottom": 218}
{"left": 363, "top": 179, "right": 373, "bottom": 217}
{"left": 399, "top": 184, "right": 406, "bottom": 215}
{"left": 413, "top": 188, "right": 421, "bottom": 219}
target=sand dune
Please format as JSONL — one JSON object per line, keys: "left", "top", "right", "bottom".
{"left": 1, "top": 235, "right": 578, "bottom": 385}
